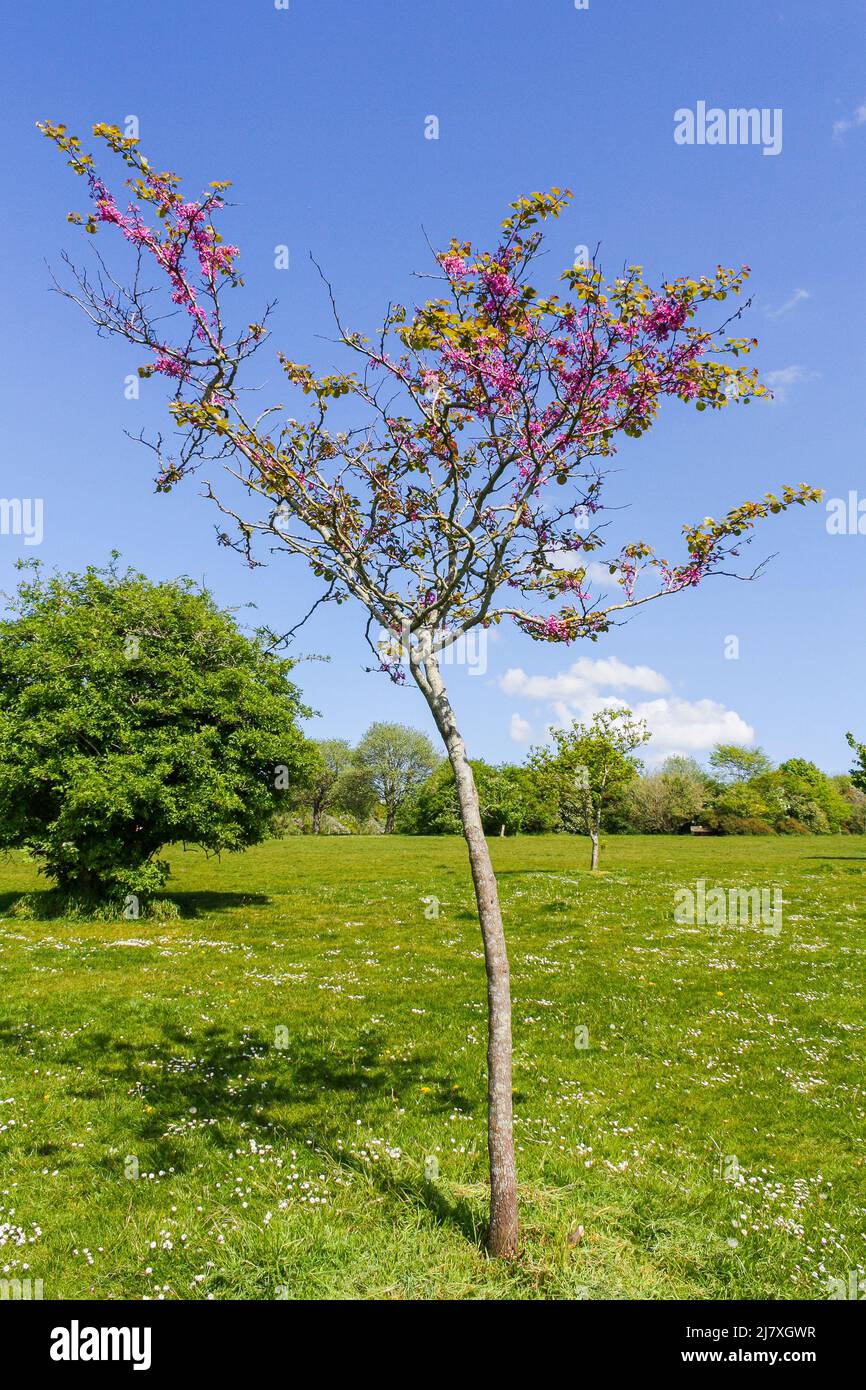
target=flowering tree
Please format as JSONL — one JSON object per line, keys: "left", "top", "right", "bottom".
{"left": 39, "top": 121, "right": 820, "bottom": 1256}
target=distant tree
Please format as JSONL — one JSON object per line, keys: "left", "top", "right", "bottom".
{"left": 708, "top": 744, "right": 772, "bottom": 785}
{"left": 846, "top": 732, "right": 866, "bottom": 794}
{"left": 701, "top": 756, "right": 850, "bottom": 835}
{"left": 0, "top": 560, "right": 311, "bottom": 905}
{"left": 531, "top": 709, "right": 648, "bottom": 868}
{"left": 400, "top": 760, "right": 558, "bottom": 837}
{"left": 770, "top": 759, "right": 849, "bottom": 833}
{"left": 334, "top": 766, "right": 381, "bottom": 826}
{"left": 397, "top": 761, "right": 463, "bottom": 835}
{"left": 702, "top": 780, "right": 775, "bottom": 834}
{"left": 474, "top": 764, "right": 525, "bottom": 837}
{"left": 505, "top": 765, "right": 560, "bottom": 835}
{"left": 628, "top": 755, "right": 708, "bottom": 832}
{"left": 355, "top": 723, "right": 438, "bottom": 833}
{"left": 299, "top": 740, "right": 358, "bottom": 833}
{"left": 475, "top": 763, "right": 560, "bottom": 836}
{"left": 832, "top": 775, "right": 866, "bottom": 834}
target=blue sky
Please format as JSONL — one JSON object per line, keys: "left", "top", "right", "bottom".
{"left": 2, "top": 0, "right": 864, "bottom": 770}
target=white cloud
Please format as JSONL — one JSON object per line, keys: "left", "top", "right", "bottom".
{"left": 763, "top": 364, "right": 817, "bottom": 403}
{"left": 766, "top": 288, "right": 809, "bottom": 319}
{"left": 509, "top": 712, "right": 532, "bottom": 744}
{"left": 765, "top": 365, "right": 808, "bottom": 385}
{"left": 542, "top": 555, "right": 615, "bottom": 592}
{"left": 501, "top": 656, "right": 669, "bottom": 703}
{"left": 499, "top": 657, "right": 754, "bottom": 764}
{"left": 833, "top": 101, "right": 866, "bottom": 139}
{"left": 585, "top": 561, "right": 616, "bottom": 590}
{"left": 635, "top": 697, "right": 754, "bottom": 761}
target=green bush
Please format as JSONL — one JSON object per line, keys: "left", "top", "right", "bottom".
{"left": 0, "top": 558, "right": 312, "bottom": 905}
{"left": 397, "top": 760, "right": 557, "bottom": 836}
{"left": 702, "top": 812, "right": 777, "bottom": 836}
{"left": 776, "top": 817, "right": 812, "bottom": 835}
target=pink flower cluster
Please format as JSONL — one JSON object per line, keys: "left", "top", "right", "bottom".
{"left": 481, "top": 268, "right": 517, "bottom": 304}
{"left": 542, "top": 614, "right": 569, "bottom": 638}
{"left": 87, "top": 168, "right": 238, "bottom": 358}
{"left": 646, "top": 296, "right": 687, "bottom": 340}
{"left": 153, "top": 354, "right": 190, "bottom": 381}
{"left": 441, "top": 341, "right": 522, "bottom": 412}
{"left": 661, "top": 560, "right": 705, "bottom": 591}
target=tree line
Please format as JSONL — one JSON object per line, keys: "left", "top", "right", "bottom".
{"left": 300, "top": 710, "right": 866, "bottom": 851}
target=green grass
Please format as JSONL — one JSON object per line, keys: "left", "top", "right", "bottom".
{"left": 0, "top": 833, "right": 864, "bottom": 1300}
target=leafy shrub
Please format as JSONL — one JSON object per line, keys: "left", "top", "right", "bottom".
{"left": 701, "top": 812, "right": 777, "bottom": 836}
{"left": 0, "top": 559, "right": 312, "bottom": 904}
{"left": 776, "top": 817, "right": 812, "bottom": 835}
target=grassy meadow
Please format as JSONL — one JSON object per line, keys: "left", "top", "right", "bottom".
{"left": 0, "top": 833, "right": 864, "bottom": 1300}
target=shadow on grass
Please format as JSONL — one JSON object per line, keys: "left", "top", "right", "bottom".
{"left": 495, "top": 868, "right": 570, "bottom": 876}
{"left": 375, "top": 1172, "right": 485, "bottom": 1246}
{"left": 37, "top": 1020, "right": 487, "bottom": 1244}
{"left": 805, "top": 856, "right": 866, "bottom": 864}
{"left": 156, "top": 891, "right": 272, "bottom": 918}
{"left": 0, "top": 890, "right": 37, "bottom": 916}
{"left": 0, "top": 889, "right": 271, "bottom": 921}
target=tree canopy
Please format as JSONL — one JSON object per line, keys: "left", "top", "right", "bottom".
{"left": 398, "top": 759, "right": 557, "bottom": 837}
{"left": 0, "top": 560, "right": 311, "bottom": 905}
{"left": 530, "top": 709, "right": 648, "bottom": 866}
{"left": 354, "top": 722, "right": 439, "bottom": 833}
{"left": 709, "top": 744, "right": 772, "bottom": 784}
{"left": 293, "top": 739, "right": 364, "bottom": 834}
{"left": 627, "top": 755, "right": 709, "bottom": 833}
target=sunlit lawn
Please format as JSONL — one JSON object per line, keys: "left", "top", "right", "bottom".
{"left": 0, "top": 832, "right": 863, "bottom": 1300}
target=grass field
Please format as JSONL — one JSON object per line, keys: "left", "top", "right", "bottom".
{"left": 0, "top": 833, "right": 864, "bottom": 1301}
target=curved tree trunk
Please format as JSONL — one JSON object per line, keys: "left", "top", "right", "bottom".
{"left": 411, "top": 645, "right": 518, "bottom": 1257}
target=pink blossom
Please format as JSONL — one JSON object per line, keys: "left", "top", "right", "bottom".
{"left": 153, "top": 355, "right": 190, "bottom": 381}
{"left": 646, "top": 296, "right": 687, "bottom": 340}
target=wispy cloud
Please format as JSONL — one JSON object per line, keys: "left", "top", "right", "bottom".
{"left": 833, "top": 101, "right": 866, "bottom": 139}
{"left": 766, "top": 288, "right": 810, "bottom": 319}
{"left": 509, "top": 712, "right": 532, "bottom": 744}
{"left": 763, "top": 364, "right": 817, "bottom": 403}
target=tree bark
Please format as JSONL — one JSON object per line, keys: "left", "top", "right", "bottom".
{"left": 411, "top": 645, "right": 518, "bottom": 1257}
{"left": 590, "top": 821, "right": 599, "bottom": 871}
